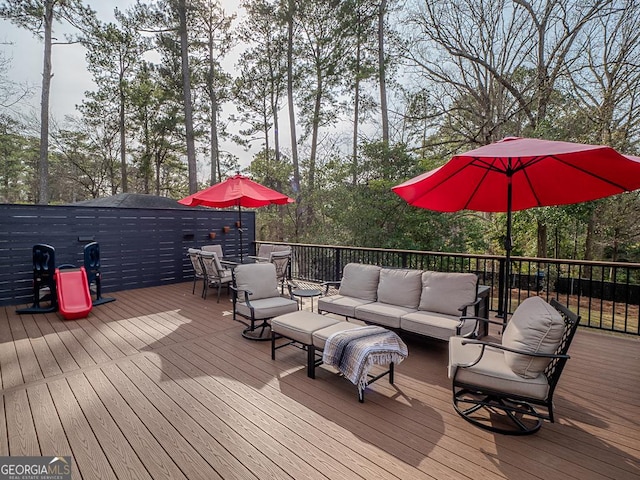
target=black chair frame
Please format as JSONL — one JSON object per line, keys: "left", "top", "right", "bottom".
{"left": 452, "top": 298, "right": 580, "bottom": 435}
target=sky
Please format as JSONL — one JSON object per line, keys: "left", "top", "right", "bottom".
{"left": 1, "top": 0, "right": 249, "bottom": 173}
{"left": 1, "top": 0, "right": 136, "bottom": 119}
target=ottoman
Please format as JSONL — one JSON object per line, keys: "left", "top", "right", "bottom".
{"left": 271, "top": 310, "right": 407, "bottom": 402}
{"left": 271, "top": 311, "right": 340, "bottom": 377}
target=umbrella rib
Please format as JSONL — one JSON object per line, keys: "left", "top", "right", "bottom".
{"left": 550, "top": 154, "right": 630, "bottom": 191}
{"left": 463, "top": 166, "right": 492, "bottom": 210}
{"left": 472, "top": 157, "right": 508, "bottom": 174}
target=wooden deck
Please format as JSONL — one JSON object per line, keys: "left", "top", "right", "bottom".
{"left": 1, "top": 283, "right": 639, "bottom": 479}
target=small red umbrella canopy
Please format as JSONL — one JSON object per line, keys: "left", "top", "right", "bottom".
{"left": 179, "top": 174, "right": 294, "bottom": 260}
{"left": 392, "top": 137, "right": 640, "bottom": 319}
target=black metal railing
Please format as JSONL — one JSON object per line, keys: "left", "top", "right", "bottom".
{"left": 257, "top": 241, "right": 640, "bottom": 336}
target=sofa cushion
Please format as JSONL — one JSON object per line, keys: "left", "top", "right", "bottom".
{"left": 502, "top": 296, "right": 565, "bottom": 379}
{"left": 401, "top": 310, "right": 475, "bottom": 341}
{"left": 377, "top": 268, "right": 423, "bottom": 308}
{"left": 317, "top": 295, "right": 373, "bottom": 318}
{"left": 419, "top": 271, "right": 478, "bottom": 316}
{"left": 354, "top": 302, "right": 416, "bottom": 329}
{"left": 338, "top": 263, "right": 381, "bottom": 301}
{"left": 234, "top": 263, "right": 279, "bottom": 300}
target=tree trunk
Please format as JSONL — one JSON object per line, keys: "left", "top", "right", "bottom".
{"left": 208, "top": 31, "right": 219, "bottom": 185}
{"left": 378, "top": 0, "right": 389, "bottom": 145}
{"left": 119, "top": 75, "right": 128, "bottom": 192}
{"left": 287, "top": 0, "right": 300, "bottom": 194}
{"left": 271, "top": 85, "right": 280, "bottom": 164}
{"left": 352, "top": 13, "right": 361, "bottom": 186}
{"left": 309, "top": 74, "right": 322, "bottom": 193}
{"left": 178, "top": 0, "right": 198, "bottom": 194}
{"left": 584, "top": 213, "right": 595, "bottom": 260}
{"left": 38, "top": 0, "right": 54, "bottom": 205}
{"left": 536, "top": 220, "right": 547, "bottom": 258}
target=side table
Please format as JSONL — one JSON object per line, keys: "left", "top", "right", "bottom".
{"left": 291, "top": 288, "right": 322, "bottom": 312}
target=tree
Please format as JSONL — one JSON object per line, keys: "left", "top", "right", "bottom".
{"left": 235, "top": 0, "right": 286, "bottom": 169}
{"left": 284, "top": 0, "right": 301, "bottom": 196}
{"left": 0, "top": 52, "right": 31, "bottom": 112}
{"left": 0, "top": 0, "right": 95, "bottom": 204}
{"left": 189, "top": 0, "right": 235, "bottom": 185}
{"left": 175, "top": 0, "right": 198, "bottom": 193}
{"left": 344, "top": 0, "right": 378, "bottom": 184}
{"left": 378, "top": 0, "right": 389, "bottom": 145}
{"left": 295, "top": 0, "right": 356, "bottom": 193}
{"left": 82, "top": 7, "right": 150, "bottom": 193}
{"left": 128, "top": 61, "right": 185, "bottom": 196}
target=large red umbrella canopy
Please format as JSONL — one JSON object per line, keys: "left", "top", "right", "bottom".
{"left": 178, "top": 174, "right": 294, "bottom": 260}
{"left": 178, "top": 174, "right": 294, "bottom": 208}
{"left": 392, "top": 137, "right": 640, "bottom": 212}
{"left": 392, "top": 137, "right": 640, "bottom": 319}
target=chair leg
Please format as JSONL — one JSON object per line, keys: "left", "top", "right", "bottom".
{"left": 452, "top": 387, "right": 544, "bottom": 435}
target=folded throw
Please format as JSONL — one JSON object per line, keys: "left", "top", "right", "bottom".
{"left": 323, "top": 325, "right": 408, "bottom": 390}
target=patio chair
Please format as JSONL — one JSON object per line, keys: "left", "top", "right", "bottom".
{"left": 201, "top": 244, "right": 224, "bottom": 258}
{"left": 269, "top": 250, "right": 291, "bottom": 294}
{"left": 187, "top": 248, "right": 207, "bottom": 298}
{"left": 448, "top": 297, "right": 580, "bottom": 435}
{"left": 248, "top": 243, "right": 274, "bottom": 262}
{"left": 231, "top": 262, "right": 298, "bottom": 340}
{"left": 199, "top": 251, "right": 233, "bottom": 302}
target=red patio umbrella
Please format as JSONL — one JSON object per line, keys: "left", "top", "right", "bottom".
{"left": 179, "top": 174, "right": 294, "bottom": 260}
{"left": 392, "top": 137, "right": 640, "bottom": 320}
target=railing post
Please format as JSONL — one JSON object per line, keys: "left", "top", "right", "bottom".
{"left": 497, "top": 258, "right": 506, "bottom": 317}
{"left": 334, "top": 247, "right": 342, "bottom": 282}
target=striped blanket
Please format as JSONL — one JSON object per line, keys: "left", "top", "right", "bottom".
{"left": 322, "top": 326, "right": 408, "bottom": 390}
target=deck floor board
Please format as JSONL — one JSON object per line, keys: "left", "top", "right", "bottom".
{"left": 1, "top": 283, "right": 638, "bottom": 480}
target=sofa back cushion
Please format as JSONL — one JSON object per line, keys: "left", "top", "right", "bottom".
{"left": 377, "top": 268, "right": 423, "bottom": 308}
{"left": 338, "top": 263, "right": 381, "bottom": 301}
{"left": 502, "top": 296, "right": 565, "bottom": 379}
{"left": 234, "top": 263, "right": 279, "bottom": 300}
{"left": 419, "top": 271, "right": 478, "bottom": 316}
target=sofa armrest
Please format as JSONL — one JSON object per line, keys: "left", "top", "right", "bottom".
{"left": 456, "top": 315, "right": 502, "bottom": 338}
{"left": 458, "top": 296, "right": 482, "bottom": 315}
{"left": 320, "top": 280, "right": 341, "bottom": 295}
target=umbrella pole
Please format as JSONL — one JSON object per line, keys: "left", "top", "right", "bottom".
{"left": 502, "top": 173, "right": 513, "bottom": 331}
{"left": 238, "top": 203, "right": 243, "bottom": 262}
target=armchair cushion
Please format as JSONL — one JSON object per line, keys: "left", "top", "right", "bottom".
{"left": 235, "top": 297, "right": 298, "bottom": 320}
{"left": 338, "top": 263, "right": 381, "bottom": 301}
{"left": 502, "top": 296, "right": 565, "bottom": 379}
{"left": 377, "top": 268, "right": 423, "bottom": 308}
{"left": 448, "top": 336, "right": 550, "bottom": 400}
{"left": 419, "top": 271, "right": 478, "bottom": 316}
{"left": 234, "top": 263, "right": 279, "bottom": 300}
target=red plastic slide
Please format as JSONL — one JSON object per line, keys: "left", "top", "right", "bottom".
{"left": 55, "top": 267, "right": 93, "bottom": 320}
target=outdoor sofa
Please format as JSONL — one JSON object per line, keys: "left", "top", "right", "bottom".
{"left": 317, "top": 263, "right": 483, "bottom": 341}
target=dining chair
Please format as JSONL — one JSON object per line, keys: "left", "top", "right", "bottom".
{"left": 199, "top": 251, "right": 233, "bottom": 302}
